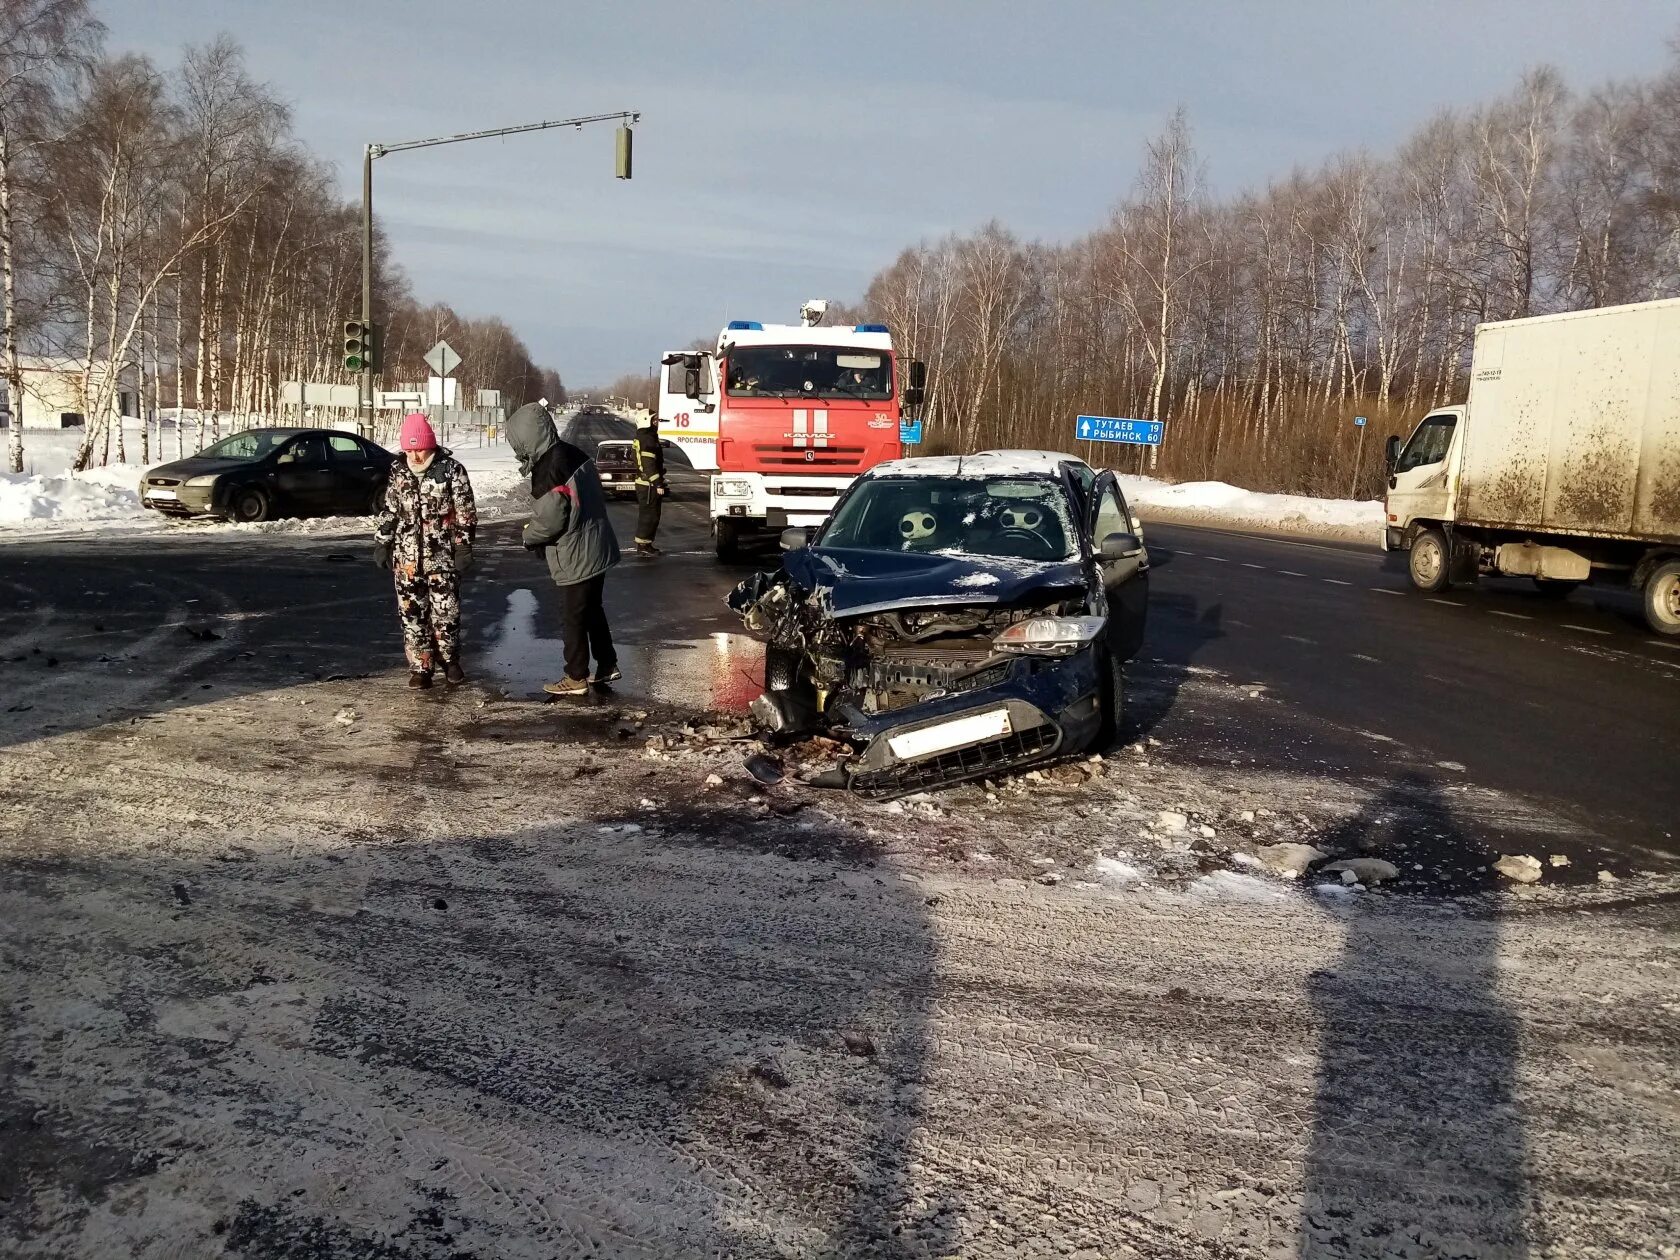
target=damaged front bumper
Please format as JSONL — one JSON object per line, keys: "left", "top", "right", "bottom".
{"left": 753, "top": 643, "right": 1103, "bottom": 797}
{"left": 840, "top": 649, "right": 1102, "bottom": 795}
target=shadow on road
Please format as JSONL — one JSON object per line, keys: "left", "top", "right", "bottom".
{"left": 1121, "top": 585, "right": 1225, "bottom": 744}
{"left": 1300, "top": 773, "right": 1530, "bottom": 1258}
{"left": 0, "top": 807, "right": 953, "bottom": 1256}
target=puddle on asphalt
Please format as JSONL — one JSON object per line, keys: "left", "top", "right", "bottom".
{"left": 484, "top": 587, "right": 764, "bottom": 711}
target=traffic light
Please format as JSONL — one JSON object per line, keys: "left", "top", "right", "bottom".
{"left": 615, "top": 124, "right": 632, "bottom": 180}
{"left": 343, "top": 319, "right": 379, "bottom": 373}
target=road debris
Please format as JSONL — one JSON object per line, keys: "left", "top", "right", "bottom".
{"left": 1322, "top": 858, "right": 1401, "bottom": 885}
{"left": 1494, "top": 854, "right": 1544, "bottom": 884}
{"left": 1257, "top": 842, "right": 1328, "bottom": 880}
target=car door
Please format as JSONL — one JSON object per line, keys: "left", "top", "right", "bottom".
{"left": 1386, "top": 410, "right": 1461, "bottom": 532}
{"left": 1089, "top": 470, "right": 1148, "bottom": 660}
{"left": 272, "top": 434, "right": 336, "bottom": 514}
{"left": 328, "top": 433, "right": 385, "bottom": 514}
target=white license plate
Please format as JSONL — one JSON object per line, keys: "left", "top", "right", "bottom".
{"left": 887, "top": 708, "right": 1013, "bottom": 761}
{"left": 146, "top": 488, "right": 178, "bottom": 500}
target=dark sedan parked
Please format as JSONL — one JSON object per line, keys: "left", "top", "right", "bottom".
{"left": 140, "top": 428, "right": 394, "bottom": 522}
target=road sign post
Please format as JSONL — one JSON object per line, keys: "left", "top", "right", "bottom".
{"left": 1352, "top": 415, "right": 1369, "bottom": 498}
{"left": 1074, "top": 415, "right": 1164, "bottom": 446}
{"left": 423, "top": 341, "right": 461, "bottom": 443}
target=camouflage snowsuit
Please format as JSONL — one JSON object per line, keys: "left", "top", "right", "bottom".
{"left": 374, "top": 452, "right": 477, "bottom": 672}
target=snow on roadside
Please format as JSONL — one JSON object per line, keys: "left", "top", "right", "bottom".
{"left": 0, "top": 433, "right": 530, "bottom": 541}
{"left": 1117, "top": 473, "right": 1383, "bottom": 545}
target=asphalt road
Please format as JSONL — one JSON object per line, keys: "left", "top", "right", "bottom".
{"left": 2, "top": 435, "right": 1676, "bottom": 870}
{"left": 1137, "top": 520, "right": 1680, "bottom": 868}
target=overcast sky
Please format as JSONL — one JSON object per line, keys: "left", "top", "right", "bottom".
{"left": 104, "top": 0, "right": 1679, "bottom": 388}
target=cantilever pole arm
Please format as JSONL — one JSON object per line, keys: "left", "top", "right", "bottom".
{"left": 369, "top": 111, "right": 640, "bottom": 159}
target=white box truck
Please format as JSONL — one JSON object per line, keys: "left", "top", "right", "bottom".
{"left": 1383, "top": 298, "right": 1680, "bottom": 635}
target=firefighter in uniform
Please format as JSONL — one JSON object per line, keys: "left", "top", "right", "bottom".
{"left": 633, "top": 415, "right": 667, "bottom": 556}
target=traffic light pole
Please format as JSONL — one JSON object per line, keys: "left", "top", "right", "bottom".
{"left": 357, "top": 110, "right": 638, "bottom": 438}
{"left": 361, "top": 144, "right": 374, "bottom": 438}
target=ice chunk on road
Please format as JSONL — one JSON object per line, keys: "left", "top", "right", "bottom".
{"left": 1094, "top": 857, "right": 1147, "bottom": 888}
{"left": 1188, "top": 870, "right": 1288, "bottom": 903}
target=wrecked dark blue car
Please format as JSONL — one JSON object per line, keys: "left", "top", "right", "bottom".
{"left": 729, "top": 451, "right": 1148, "bottom": 795}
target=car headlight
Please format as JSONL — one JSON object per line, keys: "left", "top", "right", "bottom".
{"left": 994, "top": 615, "right": 1107, "bottom": 657}
{"left": 715, "top": 479, "right": 750, "bottom": 497}
{"left": 184, "top": 474, "right": 220, "bottom": 488}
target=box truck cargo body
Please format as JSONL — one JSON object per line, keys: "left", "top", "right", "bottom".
{"left": 1383, "top": 298, "right": 1680, "bottom": 635}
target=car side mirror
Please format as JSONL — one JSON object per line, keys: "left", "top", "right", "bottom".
{"left": 780, "top": 527, "right": 810, "bottom": 551}
{"left": 908, "top": 360, "right": 927, "bottom": 391}
{"left": 1100, "top": 531, "right": 1143, "bottom": 560}
{"left": 683, "top": 365, "right": 702, "bottom": 399}
{"left": 902, "top": 386, "right": 925, "bottom": 409}
{"left": 1384, "top": 435, "right": 1401, "bottom": 470}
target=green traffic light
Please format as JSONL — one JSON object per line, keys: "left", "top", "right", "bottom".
{"left": 345, "top": 355, "right": 364, "bottom": 371}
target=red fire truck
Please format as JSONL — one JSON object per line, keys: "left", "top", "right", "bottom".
{"left": 667, "top": 304, "right": 926, "bottom": 560}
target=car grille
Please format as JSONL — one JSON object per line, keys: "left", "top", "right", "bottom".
{"left": 146, "top": 476, "right": 182, "bottom": 488}
{"left": 864, "top": 659, "right": 1009, "bottom": 711}
{"left": 851, "top": 723, "right": 1059, "bottom": 798}
{"left": 767, "top": 484, "right": 839, "bottom": 497}
{"left": 752, "top": 443, "right": 866, "bottom": 470}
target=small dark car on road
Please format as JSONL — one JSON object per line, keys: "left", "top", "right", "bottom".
{"left": 594, "top": 439, "right": 637, "bottom": 498}
{"left": 730, "top": 450, "right": 1148, "bottom": 795}
{"left": 140, "top": 427, "right": 394, "bottom": 523}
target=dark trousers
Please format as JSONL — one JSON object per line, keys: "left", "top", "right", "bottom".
{"left": 558, "top": 572, "right": 616, "bottom": 682}
{"left": 635, "top": 484, "right": 663, "bottom": 545}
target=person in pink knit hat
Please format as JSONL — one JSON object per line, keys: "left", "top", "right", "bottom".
{"left": 374, "top": 413, "right": 478, "bottom": 688}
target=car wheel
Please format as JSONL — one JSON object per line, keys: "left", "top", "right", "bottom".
{"left": 230, "top": 486, "right": 271, "bottom": 523}
{"left": 715, "top": 517, "right": 744, "bottom": 562}
{"left": 1643, "top": 559, "right": 1680, "bottom": 636}
{"left": 1408, "top": 527, "right": 1452, "bottom": 593}
{"left": 1095, "top": 647, "right": 1125, "bottom": 749}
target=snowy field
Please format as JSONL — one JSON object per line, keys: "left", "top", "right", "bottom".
{"left": 0, "top": 418, "right": 529, "bottom": 539}
{"left": 4, "top": 419, "right": 1387, "bottom": 546}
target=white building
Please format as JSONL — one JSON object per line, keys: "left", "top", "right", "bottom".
{"left": 0, "top": 355, "right": 138, "bottom": 429}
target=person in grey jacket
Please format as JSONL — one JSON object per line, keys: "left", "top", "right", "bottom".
{"left": 505, "top": 402, "right": 621, "bottom": 695}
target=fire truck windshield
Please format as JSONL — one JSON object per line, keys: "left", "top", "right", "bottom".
{"left": 723, "top": 344, "right": 893, "bottom": 400}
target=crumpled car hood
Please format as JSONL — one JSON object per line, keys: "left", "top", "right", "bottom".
{"left": 785, "top": 546, "right": 1086, "bottom": 618}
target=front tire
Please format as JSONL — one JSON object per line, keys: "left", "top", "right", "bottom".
{"left": 715, "top": 517, "right": 744, "bottom": 562}
{"left": 1095, "top": 648, "right": 1125, "bottom": 749}
{"left": 1643, "top": 559, "right": 1680, "bottom": 636}
{"left": 230, "top": 486, "right": 271, "bottom": 524}
{"left": 1408, "top": 527, "right": 1452, "bottom": 593}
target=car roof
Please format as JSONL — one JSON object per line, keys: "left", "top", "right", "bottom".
{"left": 865, "top": 450, "right": 1085, "bottom": 479}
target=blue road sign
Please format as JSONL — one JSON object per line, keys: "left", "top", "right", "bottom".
{"left": 900, "top": 419, "right": 924, "bottom": 445}
{"left": 1354, "top": 415, "right": 1368, "bottom": 428}
{"left": 1076, "top": 415, "right": 1163, "bottom": 446}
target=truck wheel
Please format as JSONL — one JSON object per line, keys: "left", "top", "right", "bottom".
{"left": 715, "top": 518, "right": 743, "bottom": 562}
{"left": 1643, "top": 560, "right": 1680, "bottom": 636}
{"left": 1408, "top": 527, "right": 1452, "bottom": 593}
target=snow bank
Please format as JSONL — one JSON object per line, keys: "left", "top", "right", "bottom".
{"left": 1117, "top": 474, "right": 1383, "bottom": 545}
{"left": 0, "top": 432, "right": 530, "bottom": 541}
{"left": 0, "top": 464, "right": 153, "bottom": 532}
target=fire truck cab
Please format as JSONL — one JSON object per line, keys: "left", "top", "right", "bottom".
{"left": 676, "top": 306, "right": 925, "bottom": 561}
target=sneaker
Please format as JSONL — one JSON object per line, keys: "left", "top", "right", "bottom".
{"left": 542, "top": 676, "right": 591, "bottom": 696}
{"left": 443, "top": 660, "right": 465, "bottom": 685}
{"left": 592, "top": 666, "right": 623, "bottom": 685}
{"left": 408, "top": 670, "right": 433, "bottom": 690}
{"left": 633, "top": 541, "right": 662, "bottom": 556}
